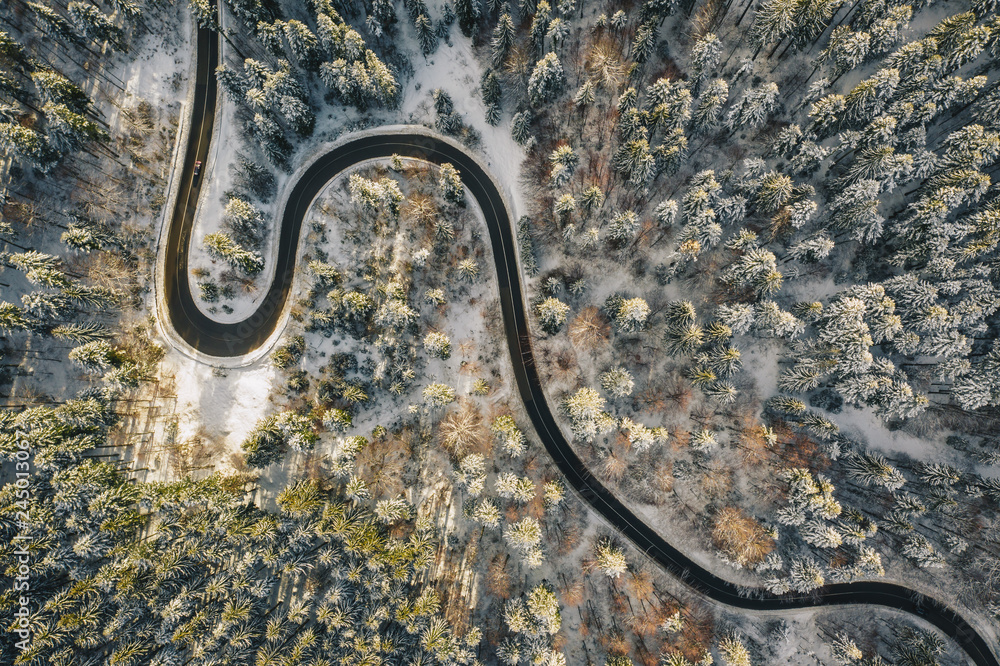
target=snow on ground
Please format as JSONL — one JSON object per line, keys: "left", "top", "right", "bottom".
{"left": 182, "top": 13, "right": 526, "bottom": 326}
{"left": 120, "top": 13, "right": 191, "bottom": 111}
{"left": 832, "top": 404, "right": 949, "bottom": 459}
{"left": 185, "top": 92, "right": 290, "bottom": 322}
{"left": 9, "top": 12, "right": 192, "bottom": 405}
{"left": 159, "top": 349, "right": 278, "bottom": 469}
{"left": 738, "top": 337, "right": 783, "bottom": 404}
{"left": 165, "top": 154, "right": 502, "bottom": 469}
{"left": 129, "top": 12, "right": 280, "bottom": 473}
{"left": 398, "top": 36, "right": 528, "bottom": 220}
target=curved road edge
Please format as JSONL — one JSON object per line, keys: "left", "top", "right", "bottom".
{"left": 153, "top": 27, "right": 232, "bottom": 367}
{"left": 158, "top": 26, "right": 999, "bottom": 666}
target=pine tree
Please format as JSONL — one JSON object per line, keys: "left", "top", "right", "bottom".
{"left": 51, "top": 322, "right": 110, "bottom": 343}
{"left": 511, "top": 110, "right": 533, "bottom": 145}
{"left": 283, "top": 19, "right": 320, "bottom": 70}
{"left": 844, "top": 68, "right": 899, "bottom": 123}
{"left": 689, "top": 33, "right": 722, "bottom": 84}
{"left": 375, "top": 495, "right": 414, "bottom": 523}
{"left": 8, "top": 251, "right": 70, "bottom": 287}
{"left": 517, "top": 216, "right": 538, "bottom": 275}
{"left": 756, "top": 171, "right": 794, "bottom": 213}
{"left": 722, "top": 247, "right": 782, "bottom": 298}
{"left": 608, "top": 210, "right": 641, "bottom": 241}
{"left": 455, "top": 0, "right": 481, "bottom": 37}
{"left": 818, "top": 27, "right": 870, "bottom": 77}
{"left": 251, "top": 112, "right": 292, "bottom": 169}
{"left": 661, "top": 300, "right": 694, "bottom": 327}
{"left": 323, "top": 407, "right": 353, "bottom": 431}
{"left": 536, "top": 296, "right": 570, "bottom": 333}
{"left": 415, "top": 14, "right": 436, "bottom": 55}
{"left": 692, "top": 79, "right": 729, "bottom": 131}
{"left": 423, "top": 331, "right": 452, "bottom": 359}
{"left": 203, "top": 232, "right": 264, "bottom": 275}
{"left": 719, "top": 635, "right": 753, "bottom": 666}
{"left": 632, "top": 23, "right": 657, "bottom": 64}
{"left": 869, "top": 6, "right": 912, "bottom": 55}
{"left": 580, "top": 186, "right": 605, "bottom": 214}
{"left": 549, "top": 144, "right": 579, "bottom": 187}
{"left": 609, "top": 296, "right": 650, "bottom": 333}
{"left": 423, "top": 382, "right": 456, "bottom": 406}
{"left": 645, "top": 78, "right": 691, "bottom": 134}
{"left": 437, "top": 162, "right": 465, "bottom": 205}
{"left": 789, "top": 556, "right": 826, "bottom": 592}
{"left": 68, "top": 340, "right": 116, "bottom": 371}
{"left": 368, "top": 0, "right": 398, "bottom": 37}
{"left": 665, "top": 323, "right": 704, "bottom": 356}
{"left": 509, "top": 475, "right": 537, "bottom": 502}
{"left": 458, "top": 258, "right": 480, "bottom": 282}
{"left": 708, "top": 345, "right": 743, "bottom": 377}
{"left": 527, "top": 53, "right": 566, "bottom": 107}
{"left": 224, "top": 196, "right": 265, "bottom": 246}
{"left": 844, "top": 450, "right": 905, "bottom": 491}
{"left": 793, "top": 0, "right": 842, "bottom": 46}
{"left": 504, "top": 516, "right": 542, "bottom": 553}
{"left": 430, "top": 91, "right": 463, "bottom": 131}
{"left": 21, "top": 291, "right": 69, "bottom": 321}
{"left": 600, "top": 366, "right": 634, "bottom": 398}
{"left": 614, "top": 139, "right": 657, "bottom": 189}
{"left": 554, "top": 193, "right": 576, "bottom": 217}
{"left": 349, "top": 173, "right": 404, "bottom": 216}
{"left": 0, "top": 122, "right": 54, "bottom": 172}
{"left": 491, "top": 11, "right": 516, "bottom": 67}
{"left": 216, "top": 64, "right": 249, "bottom": 104}
{"left": 754, "top": 300, "right": 802, "bottom": 338}
{"left": 242, "top": 414, "right": 285, "bottom": 467}
{"left": 574, "top": 81, "right": 596, "bottom": 109}
{"left": 188, "top": 0, "right": 218, "bottom": 28}
{"left": 44, "top": 102, "right": 109, "bottom": 153}
{"left": 31, "top": 70, "right": 89, "bottom": 112}
{"left": 828, "top": 179, "right": 885, "bottom": 244}
{"left": 27, "top": 4, "right": 82, "bottom": 46}
{"left": 257, "top": 19, "right": 284, "bottom": 56}
{"left": 375, "top": 296, "right": 417, "bottom": 327}
{"left": 594, "top": 538, "right": 628, "bottom": 578}
{"left": 918, "top": 462, "right": 961, "bottom": 487}
{"left": 749, "top": 0, "right": 799, "bottom": 48}
{"left": 481, "top": 69, "right": 502, "bottom": 125}
{"left": 807, "top": 93, "right": 846, "bottom": 136}
{"left": 563, "top": 387, "right": 610, "bottom": 439}
{"left": 787, "top": 234, "right": 834, "bottom": 263}
{"left": 726, "top": 82, "right": 779, "bottom": 130}
{"left": 67, "top": 3, "right": 126, "bottom": 51}
{"left": 777, "top": 363, "right": 823, "bottom": 392}
{"left": 618, "top": 106, "right": 645, "bottom": 142}
{"left": 543, "top": 479, "right": 565, "bottom": 506}
{"left": 473, "top": 498, "right": 502, "bottom": 527}
{"left": 492, "top": 414, "right": 527, "bottom": 456}
{"left": 277, "top": 478, "right": 325, "bottom": 516}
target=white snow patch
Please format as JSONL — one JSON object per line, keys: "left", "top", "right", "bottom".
{"left": 162, "top": 347, "right": 278, "bottom": 453}
{"left": 400, "top": 36, "right": 528, "bottom": 220}
{"left": 831, "top": 404, "right": 951, "bottom": 459}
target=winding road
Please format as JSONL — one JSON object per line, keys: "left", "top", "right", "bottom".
{"left": 161, "top": 26, "right": 999, "bottom": 665}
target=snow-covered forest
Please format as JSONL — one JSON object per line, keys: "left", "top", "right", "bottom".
{"left": 2, "top": 0, "right": 1000, "bottom": 664}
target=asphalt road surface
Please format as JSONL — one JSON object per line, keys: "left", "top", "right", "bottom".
{"left": 162, "top": 27, "right": 999, "bottom": 666}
